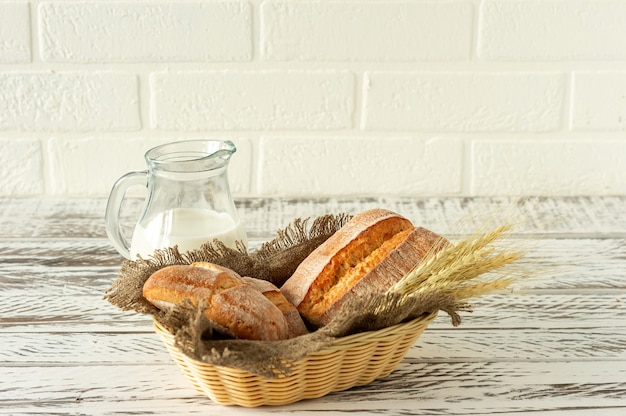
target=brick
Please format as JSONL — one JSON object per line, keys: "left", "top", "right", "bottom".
{"left": 261, "top": 1, "right": 472, "bottom": 61}
{"left": 257, "top": 136, "right": 462, "bottom": 196}
{"left": 151, "top": 71, "right": 355, "bottom": 130}
{"left": 571, "top": 72, "right": 626, "bottom": 131}
{"left": 0, "top": 72, "right": 140, "bottom": 131}
{"left": 39, "top": 1, "right": 251, "bottom": 62}
{"left": 0, "top": 2, "right": 31, "bottom": 63}
{"left": 471, "top": 140, "right": 626, "bottom": 196}
{"left": 363, "top": 72, "right": 565, "bottom": 132}
{"left": 479, "top": 0, "right": 626, "bottom": 60}
{"left": 0, "top": 138, "right": 43, "bottom": 196}
{"left": 48, "top": 137, "right": 251, "bottom": 196}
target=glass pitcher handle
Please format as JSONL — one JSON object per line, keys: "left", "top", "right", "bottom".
{"left": 105, "top": 171, "right": 147, "bottom": 259}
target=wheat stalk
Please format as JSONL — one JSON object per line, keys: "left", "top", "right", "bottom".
{"left": 381, "top": 224, "right": 525, "bottom": 313}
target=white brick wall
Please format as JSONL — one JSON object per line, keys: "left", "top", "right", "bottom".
{"left": 39, "top": 2, "right": 252, "bottom": 62}
{"left": 0, "top": 2, "right": 30, "bottom": 63}
{"left": 258, "top": 136, "right": 463, "bottom": 195}
{"left": 150, "top": 71, "right": 355, "bottom": 130}
{"left": 571, "top": 72, "right": 626, "bottom": 131}
{"left": 0, "top": 138, "right": 43, "bottom": 195}
{"left": 362, "top": 72, "right": 565, "bottom": 131}
{"left": 261, "top": 1, "right": 473, "bottom": 61}
{"left": 472, "top": 140, "right": 626, "bottom": 195}
{"left": 478, "top": 0, "right": 626, "bottom": 60}
{"left": 0, "top": 72, "right": 140, "bottom": 131}
{"left": 1, "top": 0, "right": 625, "bottom": 197}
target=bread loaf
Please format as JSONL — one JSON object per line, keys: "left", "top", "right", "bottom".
{"left": 280, "top": 209, "right": 447, "bottom": 327}
{"left": 241, "top": 276, "right": 309, "bottom": 337}
{"left": 143, "top": 264, "right": 291, "bottom": 341}
{"left": 193, "top": 261, "right": 308, "bottom": 337}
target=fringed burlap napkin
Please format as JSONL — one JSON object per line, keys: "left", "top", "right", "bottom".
{"left": 105, "top": 214, "right": 351, "bottom": 315}
{"left": 105, "top": 213, "right": 527, "bottom": 378}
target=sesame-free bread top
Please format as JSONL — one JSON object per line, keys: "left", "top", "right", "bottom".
{"left": 192, "top": 262, "right": 308, "bottom": 337}
{"left": 143, "top": 264, "right": 291, "bottom": 341}
{"left": 143, "top": 264, "right": 241, "bottom": 310}
{"left": 241, "top": 276, "right": 309, "bottom": 337}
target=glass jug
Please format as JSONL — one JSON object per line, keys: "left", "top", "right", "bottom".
{"left": 105, "top": 140, "right": 247, "bottom": 260}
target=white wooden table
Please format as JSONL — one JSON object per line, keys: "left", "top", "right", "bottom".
{"left": 1, "top": 196, "right": 625, "bottom": 415}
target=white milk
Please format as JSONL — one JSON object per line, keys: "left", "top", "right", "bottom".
{"left": 129, "top": 208, "right": 247, "bottom": 260}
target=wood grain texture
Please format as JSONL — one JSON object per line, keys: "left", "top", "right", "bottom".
{"left": 1, "top": 196, "right": 625, "bottom": 415}
{"left": 1, "top": 361, "right": 625, "bottom": 414}
{"left": 2, "top": 326, "right": 625, "bottom": 364}
{"left": 1, "top": 196, "right": 625, "bottom": 239}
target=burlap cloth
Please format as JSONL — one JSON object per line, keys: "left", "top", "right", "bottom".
{"left": 105, "top": 214, "right": 468, "bottom": 377}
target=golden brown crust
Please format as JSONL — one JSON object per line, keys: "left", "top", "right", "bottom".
{"left": 281, "top": 209, "right": 447, "bottom": 327}
{"left": 143, "top": 265, "right": 241, "bottom": 308}
{"left": 281, "top": 209, "right": 413, "bottom": 311}
{"left": 312, "top": 226, "right": 446, "bottom": 326}
{"left": 241, "top": 276, "right": 309, "bottom": 337}
{"left": 143, "top": 264, "right": 292, "bottom": 340}
{"left": 205, "top": 284, "right": 290, "bottom": 341}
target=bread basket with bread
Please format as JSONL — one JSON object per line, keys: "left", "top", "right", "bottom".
{"left": 105, "top": 208, "right": 526, "bottom": 407}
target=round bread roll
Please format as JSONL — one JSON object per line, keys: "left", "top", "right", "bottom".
{"left": 143, "top": 264, "right": 291, "bottom": 341}
{"left": 280, "top": 208, "right": 447, "bottom": 327}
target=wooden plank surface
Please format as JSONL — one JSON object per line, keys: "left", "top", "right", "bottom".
{"left": 1, "top": 196, "right": 625, "bottom": 415}
{"left": 1, "top": 196, "right": 626, "bottom": 239}
{"left": 2, "top": 361, "right": 625, "bottom": 414}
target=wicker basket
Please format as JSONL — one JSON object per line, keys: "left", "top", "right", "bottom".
{"left": 153, "top": 311, "right": 438, "bottom": 407}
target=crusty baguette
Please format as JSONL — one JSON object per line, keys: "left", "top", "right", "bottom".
{"left": 205, "top": 284, "right": 290, "bottom": 341}
{"left": 280, "top": 208, "right": 447, "bottom": 327}
{"left": 143, "top": 264, "right": 291, "bottom": 341}
{"left": 241, "top": 276, "right": 309, "bottom": 337}
{"left": 192, "top": 262, "right": 308, "bottom": 336}
{"left": 143, "top": 265, "right": 241, "bottom": 310}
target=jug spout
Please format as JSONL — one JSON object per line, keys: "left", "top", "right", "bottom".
{"left": 147, "top": 140, "right": 237, "bottom": 174}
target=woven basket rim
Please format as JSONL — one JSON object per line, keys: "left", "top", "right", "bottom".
{"left": 317, "top": 311, "right": 437, "bottom": 348}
